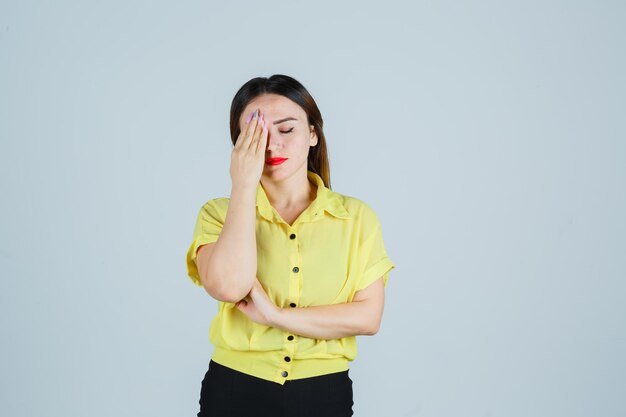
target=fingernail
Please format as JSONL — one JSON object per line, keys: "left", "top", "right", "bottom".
{"left": 253, "top": 109, "right": 259, "bottom": 119}
{"left": 246, "top": 111, "right": 254, "bottom": 123}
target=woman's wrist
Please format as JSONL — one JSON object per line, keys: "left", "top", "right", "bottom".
{"left": 269, "top": 306, "right": 286, "bottom": 329}
{"left": 230, "top": 183, "right": 257, "bottom": 201}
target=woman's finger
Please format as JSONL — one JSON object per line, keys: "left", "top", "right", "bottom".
{"left": 245, "top": 111, "right": 264, "bottom": 151}
{"left": 255, "top": 116, "right": 268, "bottom": 153}
{"left": 236, "top": 108, "right": 259, "bottom": 150}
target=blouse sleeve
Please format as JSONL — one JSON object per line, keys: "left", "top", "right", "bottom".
{"left": 355, "top": 207, "right": 395, "bottom": 292}
{"left": 185, "top": 199, "right": 225, "bottom": 287}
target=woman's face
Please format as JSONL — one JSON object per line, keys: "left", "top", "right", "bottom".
{"left": 239, "top": 93, "right": 317, "bottom": 182}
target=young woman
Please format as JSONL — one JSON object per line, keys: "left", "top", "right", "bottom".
{"left": 186, "top": 74, "right": 395, "bottom": 417}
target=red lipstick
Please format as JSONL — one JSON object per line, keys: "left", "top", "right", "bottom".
{"left": 266, "top": 158, "right": 288, "bottom": 166}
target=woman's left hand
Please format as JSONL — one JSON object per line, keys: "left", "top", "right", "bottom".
{"left": 235, "top": 277, "right": 281, "bottom": 327}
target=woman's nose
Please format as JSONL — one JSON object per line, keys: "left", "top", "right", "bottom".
{"left": 266, "top": 131, "right": 281, "bottom": 151}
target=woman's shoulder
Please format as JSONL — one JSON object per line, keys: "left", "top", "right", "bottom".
{"left": 198, "top": 197, "right": 231, "bottom": 218}
{"left": 201, "top": 196, "right": 230, "bottom": 208}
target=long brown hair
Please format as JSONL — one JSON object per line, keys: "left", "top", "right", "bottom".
{"left": 229, "top": 74, "right": 332, "bottom": 189}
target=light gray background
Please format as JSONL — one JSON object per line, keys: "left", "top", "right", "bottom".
{"left": 1, "top": 1, "right": 624, "bottom": 416}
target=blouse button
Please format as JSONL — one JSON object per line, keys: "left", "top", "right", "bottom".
{"left": 287, "top": 335, "right": 294, "bottom": 341}
{"left": 289, "top": 233, "right": 296, "bottom": 239}
{"left": 282, "top": 371, "right": 288, "bottom": 377}
{"left": 289, "top": 303, "right": 296, "bottom": 308}
{"left": 284, "top": 356, "right": 291, "bottom": 362}
{"left": 292, "top": 266, "right": 299, "bottom": 273}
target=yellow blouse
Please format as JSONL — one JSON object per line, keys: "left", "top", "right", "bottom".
{"left": 185, "top": 170, "right": 395, "bottom": 385}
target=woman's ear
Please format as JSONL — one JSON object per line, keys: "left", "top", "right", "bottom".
{"left": 309, "top": 125, "right": 318, "bottom": 146}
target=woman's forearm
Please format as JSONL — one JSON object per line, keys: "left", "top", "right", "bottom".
{"left": 270, "top": 300, "right": 380, "bottom": 340}
{"left": 202, "top": 184, "right": 257, "bottom": 302}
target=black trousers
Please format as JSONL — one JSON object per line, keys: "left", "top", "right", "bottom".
{"left": 198, "top": 359, "right": 354, "bottom": 417}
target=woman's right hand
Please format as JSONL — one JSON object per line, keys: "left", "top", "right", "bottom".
{"left": 230, "top": 108, "right": 268, "bottom": 190}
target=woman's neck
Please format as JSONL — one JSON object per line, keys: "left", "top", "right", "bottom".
{"left": 261, "top": 171, "right": 316, "bottom": 210}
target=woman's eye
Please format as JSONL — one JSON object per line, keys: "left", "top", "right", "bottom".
{"left": 279, "top": 128, "right": 294, "bottom": 134}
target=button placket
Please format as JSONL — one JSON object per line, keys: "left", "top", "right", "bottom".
{"left": 288, "top": 227, "right": 302, "bottom": 310}
{"left": 284, "top": 227, "right": 301, "bottom": 380}
{"left": 284, "top": 333, "right": 296, "bottom": 371}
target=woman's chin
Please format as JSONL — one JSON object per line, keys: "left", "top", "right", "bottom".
{"left": 262, "top": 166, "right": 291, "bottom": 182}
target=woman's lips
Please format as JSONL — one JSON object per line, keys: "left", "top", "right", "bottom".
{"left": 266, "top": 158, "right": 288, "bottom": 166}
